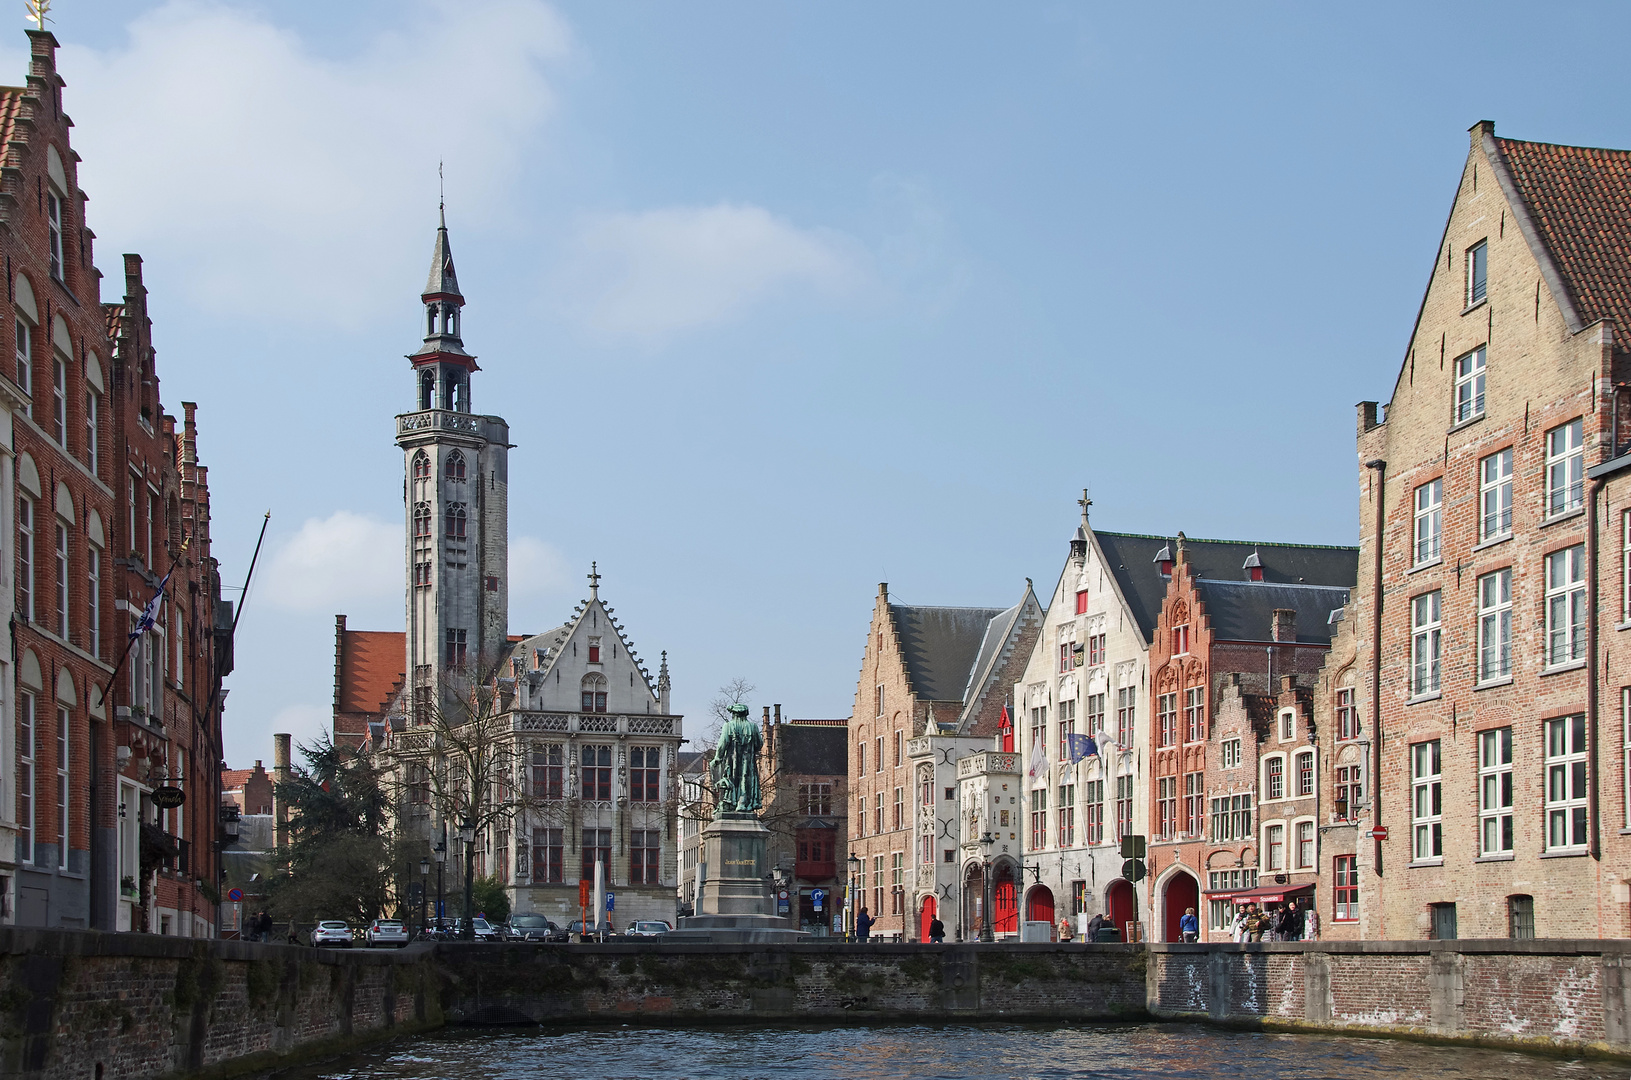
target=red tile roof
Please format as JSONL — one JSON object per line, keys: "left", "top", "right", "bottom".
{"left": 337, "top": 629, "right": 405, "bottom": 717}
{"left": 220, "top": 768, "right": 255, "bottom": 791}
{"left": 0, "top": 88, "right": 25, "bottom": 155}
{"left": 1495, "top": 135, "right": 1631, "bottom": 337}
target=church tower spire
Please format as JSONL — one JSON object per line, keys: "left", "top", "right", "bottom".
{"left": 410, "top": 209, "right": 478, "bottom": 413}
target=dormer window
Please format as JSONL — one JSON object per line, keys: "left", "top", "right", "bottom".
{"left": 1154, "top": 543, "right": 1173, "bottom": 577}
{"left": 1244, "top": 551, "right": 1263, "bottom": 582}
{"left": 46, "top": 189, "right": 63, "bottom": 282}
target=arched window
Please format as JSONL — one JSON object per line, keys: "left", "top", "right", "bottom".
{"left": 445, "top": 451, "right": 465, "bottom": 481}
{"left": 581, "top": 673, "right": 607, "bottom": 713}
{"left": 426, "top": 306, "right": 437, "bottom": 338}
{"left": 412, "top": 451, "right": 430, "bottom": 480}
{"left": 412, "top": 502, "right": 431, "bottom": 538}
{"left": 445, "top": 504, "right": 466, "bottom": 540}
{"left": 448, "top": 374, "right": 464, "bottom": 412}
{"left": 419, "top": 370, "right": 434, "bottom": 411}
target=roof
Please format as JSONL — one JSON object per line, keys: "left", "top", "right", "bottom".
{"left": 1193, "top": 579, "right": 1351, "bottom": 645}
{"left": 890, "top": 603, "right": 1011, "bottom": 703}
{"left": 423, "top": 210, "right": 463, "bottom": 299}
{"left": 1490, "top": 132, "right": 1631, "bottom": 337}
{"left": 220, "top": 768, "right": 255, "bottom": 791}
{"left": 1092, "top": 531, "right": 1359, "bottom": 644}
{"left": 775, "top": 723, "right": 847, "bottom": 776}
{"left": 337, "top": 629, "right": 406, "bottom": 717}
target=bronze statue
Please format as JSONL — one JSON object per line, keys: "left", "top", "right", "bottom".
{"left": 710, "top": 703, "right": 763, "bottom": 815}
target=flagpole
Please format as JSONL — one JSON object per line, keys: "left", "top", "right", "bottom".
{"left": 98, "top": 537, "right": 191, "bottom": 716}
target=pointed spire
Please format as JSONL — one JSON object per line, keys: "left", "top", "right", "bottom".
{"left": 423, "top": 215, "right": 462, "bottom": 301}
{"left": 588, "top": 561, "right": 601, "bottom": 599}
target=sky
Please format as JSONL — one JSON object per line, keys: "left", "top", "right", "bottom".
{"left": 15, "top": 1, "right": 1631, "bottom": 766}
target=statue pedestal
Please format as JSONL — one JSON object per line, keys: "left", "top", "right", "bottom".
{"left": 672, "top": 812, "right": 806, "bottom": 943}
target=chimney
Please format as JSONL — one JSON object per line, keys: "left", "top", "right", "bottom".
{"left": 1271, "top": 608, "right": 1296, "bottom": 643}
{"left": 272, "top": 733, "right": 292, "bottom": 849}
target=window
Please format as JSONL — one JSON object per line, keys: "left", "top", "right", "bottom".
{"left": 17, "top": 497, "right": 32, "bottom": 622}
{"left": 55, "top": 706, "right": 68, "bottom": 870}
{"left": 1333, "top": 856, "right": 1358, "bottom": 922}
{"left": 1296, "top": 751, "right": 1314, "bottom": 797}
{"left": 51, "top": 355, "right": 65, "bottom": 445}
{"left": 1183, "top": 687, "right": 1205, "bottom": 743}
{"left": 86, "top": 544, "right": 99, "bottom": 659}
{"left": 46, "top": 188, "right": 63, "bottom": 280}
{"left": 444, "top": 628, "right": 467, "bottom": 667}
{"left": 1476, "top": 726, "right": 1515, "bottom": 856}
{"left": 1413, "top": 479, "right": 1443, "bottom": 564}
{"left": 1412, "top": 740, "right": 1443, "bottom": 861}
{"left": 1085, "top": 693, "right": 1104, "bottom": 737}
{"left": 1334, "top": 765, "right": 1362, "bottom": 821}
{"left": 1411, "top": 592, "right": 1442, "bottom": 696}
{"left": 1466, "top": 240, "right": 1487, "bottom": 306}
{"left": 588, "top": 639, "right": 601, "bottom": 664}
{"left": 919, "top": 834, "right": 931, "bottom": 864}
{"left": 1481, "top": 449, "right": 1513, "bottom": 541}
{"left": 630, "top": 747, "right": 661, "bottom": 802}
{"left": 1509, "top": 895, "right": 1535, "bottom": 940}
{"left": 412, "top": 451, "right": 430, "bottom": 480}
{"left": 1087, "top": 633, "right": 1105, "bottom": 666}
{"left": 1221, "top": 738, "right": 1241, "bottom": 769}
{"left": 580, "top": 745, "right": 612, "bottom": 801}
{"left": 126, "top": 477, "right": 135, "bottom": 551}
{"left": 892, "top": 787, "right": 903, "bottom": 830}
{"left": 630, "top": 829, "right": 659, "bottom": 885}
{"left": 14, "top": 317, "right": 30, "bottom": 414}
{"left": 1295, "top": 820, "right": 1314, "bottom": 869}
{"left": 1264, "top": 823, "right": 1285, "bottom": 870}
{"left": 532, "top": 827, "right": 563, "bottom": 883}
{"left": 1209, "top": 793, "right": 1253, "bottom": 842}
{"left": 894, "top": 729, "right": 902, "bottom": 767}
{"left": 1116, "top": 687, "right": 1135, "bottom": 745}
{"left": 890, "top": 852, "right": 904, "bottom": 915}
{"left": 1114, "top": 774, "right": 1133, "bottom": 841}
{"left": 1546, "top": 419, "right": 1585, "bottom": 518}
{"left": 531, "top": 745, "right": 563, "bottom": 799}
{"left": 146, "top": 490, "right": 155, "bottom": 566}
{"left": 580, "top": 673, "right": 607, "bottom": 713}
{"left": 1058, "top": 641, "right": 1072, "bottom": 673}
{"left": 1075, "top": 589, "right": 1088, "bottom": 615}
{"left": 84, "top": 389, "right": 97, "bottom": 474}
{"left": 875, "top": 685, "right": 883, "bottom": 717}
{"left": 856, "top": 741, "right": 865, "bottom": 775}
{"left": 1173, "top": 624, "right": 1189, "bottom": 655}
{"left": 1625, "top": 512, "right": 1631, "bottom": 622}
{"left": 1084, "top": 779, "right": 1104, "bottom": 844}
{"left": 1546, "top": 545, "right": 1586, "bottom": 667}
{"left": 799, "top": 782, "right": 833, "bottom": 816}
{"left": 1453, "top": 346, "right": 1486, "bottom": 423}
{"left": 1336, "top": 687, "right": 1358, "bottom": 741}
{"left": 412, "top": 502, "right": 431, "bottom": 537}
{"left": 413, "top": 561, "right": 431, "bottom": 587}
{"left": 1057, "top": 699, "right": 1076, "bottom": 759}
{"left": 1031, "top": 787, "right": 1049, "bottom": 849}
{"left": 1545, "top": 714, "right": 1588, "bottom": 852}
{"left": 1183, "top": 772, "right": 1203, "bottom": 836}
{"left": 445, "top": 503, "right": 466, "bottom": 540}
{"left": 875, "top": 736, "right": 883, "bottom": 772}
{"left": 1474, "top": 568, "right": 1513, "bottom": 684}
{"left": 1156, "top": 775, "right": 1176, "bottom": 839}
{"left": 53, "top": 524, "right": 67, "bottom": 638}
{"left": 871, "top": 854, "right": 884, "bottom": 916}
{"left": 1265, "top": 757, "right": 1284, "bottom": 801}
{"left": 1030, "top": 706, "right": 1046, "bottom": 757}
{"left": 1279, "top": 709, "right": 1295, "bottom": 741}
{"left": 17, "top": 692, "right": 32, "bottom": 863}
{"left": 874, "top": 791, "right": 883, "bottom": 834}
{"left": 1157, "top": 692, "right": 1177, "bottom": 747}
{"left": 1072, "top": 880, "right": 1088, "bottom": 916}
{"left": 1058, "top": 784, "right": 1076, "bottom": 847}
{"left": 445, "top": 451, "right": 466, "bottom": 481}
{"left": 580, "top": 828, "right": 612, "bottom": 882}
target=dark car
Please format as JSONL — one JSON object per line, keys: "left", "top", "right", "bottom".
{"left": 567, "top": 919, "right": 618, "bottom": 942}
{"left": 504, "top": 913, "right": 565, "bottom": 942}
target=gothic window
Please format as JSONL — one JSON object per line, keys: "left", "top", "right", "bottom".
{"left": 445, "top": 628, "right": 467, "bottom": 667}
{"left": 412, "top": 503, "right": 431, "bottom": 538}
{"left": 446, "top": 451, "right": 466, "bottom": 482}
{"left": 419, "top": 369, "right": 434, "bottom": 411}
{"left": 448, "top": 374, "right": 464, "bottom": 412}
{"left": 445, "top": 504, "right": 466, "bottom": 540}
{"left": 581, "top": 673, "right": 607, "bottom": 714}
{"left": 412, "top": 451, "right": 430, "bottom": 481}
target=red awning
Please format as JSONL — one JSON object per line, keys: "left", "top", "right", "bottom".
{"left": 1204, "top": 882, "right": 1316, "bottom": 904}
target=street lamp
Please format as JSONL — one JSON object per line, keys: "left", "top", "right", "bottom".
{"left": 979, "top": 832, "right": 995, "bottom": 943}
{"left": 433, "top": 840, "right": 446, "bottom": 936}
{"left": 419, "top": 857, "right": 430, "bottom": 939}
{"left": 846, "top": 853, "right": 861, "bottom": 941}
{"left": 458, "top": 819, "right": 476, "bottom": 940}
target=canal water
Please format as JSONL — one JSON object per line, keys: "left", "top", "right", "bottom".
{"left": 270, "top": 1022, "right": 1631, "bottom": 1079}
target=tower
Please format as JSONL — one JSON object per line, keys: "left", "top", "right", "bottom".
{"left": 396, "top": 210, "right": 509, "bottom": 714}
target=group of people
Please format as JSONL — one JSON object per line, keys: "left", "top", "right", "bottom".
{"left": 1231, "top": 897, "right": 1318, "bottom": 942}
{"left": 244, "top": 911, "right": 274, "bottom": 942}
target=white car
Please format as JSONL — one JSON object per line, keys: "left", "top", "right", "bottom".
{"left": 626, "top": 921, "right": 671, "bottom": 937}
{"left": 365, "top": 919, "right": 410, "bottom": 948}
{"left": 310, "top": 921, "right": 353, "bottom": 948}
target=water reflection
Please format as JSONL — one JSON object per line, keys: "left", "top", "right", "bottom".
{"left": 278, "top": 1023, "right": 1631, "bottom": 1080}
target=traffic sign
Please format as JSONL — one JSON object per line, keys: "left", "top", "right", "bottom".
{"left": 812, "top": 888, "right": 826, "bottom": 911}
{"left": 226, "top": 888, "right": 243, "bottom": 903}
{"left": 606, "top": 892, "right": 615, "bottom": 912}
{"left": 1121, "top": 859, "right": 1147, "bottom": 883}
{"left": 579, "top": 880, "right": 591, "bottom": 907}
{"left": 1370, "top": 825, "right": 1389, "bottom": 841}
{"left": 1119, "top": 835, "right": 1146, "bottom": 859}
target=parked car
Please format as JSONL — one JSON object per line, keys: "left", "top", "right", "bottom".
{"left": 468, "top": 918, "right": 501, "bottom": 942}
{"left": 310, "top": 921, "right": 353, "bottom": 948}
{"left": 504, "top": 913, "right": 565, "bottom": 942}
{"left": 626, "top": 920, "right": 671, "bottom": 937}
{"left": 365, "top": 919, "right": 410, "bottom": 948}
{"left": 568, "top": 920, "right": 618, "bottom": 941}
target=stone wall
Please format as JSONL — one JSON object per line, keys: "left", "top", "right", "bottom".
{"left": 0, "top": 930, "right": 438, "bottom": 1080}
{"left": 438, "top": 941, "right": 1150, "bottom": 1024}
{"left": 1149, "top": 941, "right": 1631, "bottom": 1057}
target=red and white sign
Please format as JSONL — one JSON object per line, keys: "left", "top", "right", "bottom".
{"left": 1369, "top": 825, "right": 1389, "bottom": 841}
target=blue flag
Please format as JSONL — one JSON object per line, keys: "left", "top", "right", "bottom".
{"left": 1066, "top": 733, "right": 1098, "bottom": 763}
{"left": 129, "top": 571, "right": 171, "bottom": 640}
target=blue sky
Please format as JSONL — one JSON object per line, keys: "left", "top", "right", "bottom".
{"left": 20, "top": 1, "right": 1631, "bottom": 764}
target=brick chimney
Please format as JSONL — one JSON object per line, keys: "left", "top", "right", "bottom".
{"left": 1271, "top": 608, "right": 1296, "bottom": 643}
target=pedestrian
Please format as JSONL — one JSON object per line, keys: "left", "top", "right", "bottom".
{"left": 1247, "top": 906, "right": 1267, "bottom": 942}
{"left": 1179, "top": 906, "right": 1199, "bottom": 943}
{"left": 929, "top": 916, "right": 946, "bottom": 944}
{"left": 1286, "top": 901, "right": 1306, "bottom": 942}
{"left": 1057, "top": 916, "right": 1074, "bottom": 943}
{"left": 1268, "top": 905, "right": 1286, "bottom": 942}
{"left": 1087, "top": 912, "right": 1106, "bottom": 942}
{"left": 856, "top": 907, "right": 874, "bottom": 942}
{"left": 1230, "top": 906, "right": 1247, "bottom": 943}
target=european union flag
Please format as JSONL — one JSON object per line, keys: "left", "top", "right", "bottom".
{"left": 1066, "top": 733, "right": 1098, "bottom": 763}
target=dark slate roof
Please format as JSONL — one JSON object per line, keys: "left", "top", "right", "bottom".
{"left": 1093, "top": 531, "right": 1358, "bottom": 644}
{"left": 1194, "top": 579, "right": 1350, "bottom": 645}
{"left": 890, "top": 603, "right": 1011, "bottom": 703}
{"left": 776, "top": 724, "right": 848, "bottom": 776}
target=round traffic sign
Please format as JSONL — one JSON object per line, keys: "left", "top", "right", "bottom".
{"left": 227, "top": 887, "right": 243, "bottom": 902}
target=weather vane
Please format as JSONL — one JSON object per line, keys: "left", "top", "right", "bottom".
{"left": 25, "top": 0, "right": 51, "bottom": 31}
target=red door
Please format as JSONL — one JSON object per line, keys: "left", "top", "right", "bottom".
{"left": 1164, "top": 872, "right": 1199, "bottom": 942}
{"left": 920, "top": 895, "right": 936, "bottom": 941}
{"left": 1107, "top": 879, "right": 1135, "bottom": 940}
{"left": 1026, "top": 886, "right": 1056, "bottom": 927}
{"left": 994, "top": 867, "right": 1018, "bottom": 934}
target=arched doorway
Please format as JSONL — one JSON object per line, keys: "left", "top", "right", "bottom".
{"left": 1106, "top": 879, "right": 1135, "bottom": 941}
{"left": 920, "top": 895, "right": 937, "bottom": 942}
{"left": 1162, "top": 870, "right": 1200, "bottom": 942}
{"left": 993, "top": 862, "right": 1018, "bottom": 936}
{"left": 963, "top": 863, "right": 985, "bottom": 937}
{"left": 1025, "top": 885, "right": 1056, "bottom": 927}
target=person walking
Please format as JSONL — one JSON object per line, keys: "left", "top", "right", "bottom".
{"left": 1087, "top": 912, "right": 1107, "bottom": 942}
{"left": 1179, "top": 907, "right": 1199, "bottom": 943}
{"left": 856, "top": 907, "right": 874, "bottom": 942}
{"left": 928, "top": 916, "right": 945, "bottom": 944}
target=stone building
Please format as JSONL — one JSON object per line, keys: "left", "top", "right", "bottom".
{"left": 1344, "top": 122, "right": 1631, "bottom": 939}
{"left": 754, "top": 709, "right": 847, "bottom": 934}
{"left": 848, "top": 581, "right": 1042, "bottom": 942}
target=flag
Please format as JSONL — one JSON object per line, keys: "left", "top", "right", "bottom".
{"left": 1066, "top": 733, "right": 1098, "bottom": 763}
{"left": 1027, "top": 737, "right": 1048, "bottom": 782}
{"left": 129, "top": 571, "right": 171, "bottom": 640}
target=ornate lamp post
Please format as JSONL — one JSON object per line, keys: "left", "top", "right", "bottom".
{"left": 458, "top": 819, "right": 477, "bottom": 939}
{"left": 846, "top": 853, "right": 861, "bottom": 941}
{"left": 419, "top": 857, "right": 430, "bottom": 939}
{"left": 433, "top": 840, "right": 446, "bottom": 934}
{"left": 979, "top": 831, "right": 995, "bottom": 942}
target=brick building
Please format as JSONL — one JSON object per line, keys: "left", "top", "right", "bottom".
{"left": 1343, "top": 122, "right": 1631, "bottom": 939}
{"left": 848, "top": 581, "right": 1041, "bottom": 942}
{"left": 331, "top": 617, "right": 405, "bottom": 750}
{"left": 219, "top": 760, "right": 273, "bottom": 817}
{"left": 753, "top": 709, "right": 847, "bottom": 934}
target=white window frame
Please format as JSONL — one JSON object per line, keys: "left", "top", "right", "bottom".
{"left": 1220, "top": 737, "right": 1241, "bottom": 770}
{"left": 1263, "top": 753, "right": 1286, "bottom": 801}
{"left": 84, "top": 388, "right": 97, "bottom": 475}
{"left": 1263, "top": 821, "right": 1285, "bottom": 871}
{"left": 46, "top": 186, "right": 63, "bottom": 281}
{"left": 1336, "top": 686, "right": 1359, "bottom": 741}
{"left": 1294, "top": 818, "right": 1315, "bottom": 870}
{"left": 1625, "top": 509, "right": 1631, "bottom": 623}
{"left": 1477, "top": 568, "right": 1512, "bottom": 683}
{"left": 1478, "top": 726, "right": 1513, "bottom": 857}
{"left": 54, "top": 522, "right": 67, "bottom": 639}
{"left": 1466, "top": 240, "right": 1487, "bottom": 307}
{"left": 1411, "top": 591, "right": 1442, "bottom": 696}
{"left": 18, "top": 691, "right": 34, "bottom": 864}
{"left": 55, "top": 704, "right": 68, "bottom": 870}
{"left": 1295, "top": 750, "right": 1315, "bottom": 797}
{"left": 1454, "top": 346, "right": 1486, "bottom": 423}
{"left": 14, "top": 315, "right": 30, "bottom": 416}
{"left": 50, "top": 353, "right": 65, "bottom": 446}
{"left": 86, "top": 543, "right": 99, "bottom": 660}
{"left": 1546, "top": 418, "right": 1584, "bottom": 519}
{"left": 1481, "top": 448, "right": 1513, "bottom": 542}
{"left": 1278, "top": 708, "right": 1295, "bottom": 742}
{"left": 1411, "top": 740, "right": 1442, "bottom": 863}
{"left": 1545, "top": 545, "right": 1586, "bottom": 669}
{"left": 17, "top": 496, "right": 32, "bottom": 623}
{"left": 1545, "top": 714, "right": 1589, "bottom": 853}
{"left": 1413, "top": 478, "right": 1443, "bottom": 565}
{"left": 1624, "top": 687, "right": 1631, "bottom": 830}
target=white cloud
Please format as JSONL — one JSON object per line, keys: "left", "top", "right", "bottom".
{"left": 267, "top": 703, "right": 333, "bottom": 756}
{"left": 509, "top": 535, "right": 569, "bottom": 597}
{"left": 261, "top": 511, "right": 401, "bottom": 612}
{"left": 60, "top": 0, "right": 572, "bottom": 323}
{"left": 557, "top": 203, "right": 870, "bottom": 342}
